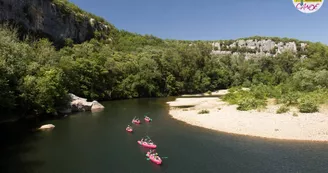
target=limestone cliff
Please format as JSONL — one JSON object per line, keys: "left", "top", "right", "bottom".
{"left": 211, "top": 38, "right": 308, "bottom": 59}
{"left": 0, "top": 0, "right": 112, "bottom": 45}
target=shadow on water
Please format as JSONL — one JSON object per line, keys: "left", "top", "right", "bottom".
{"left": 0, "top": 120, "right": 44, "bottom": 173}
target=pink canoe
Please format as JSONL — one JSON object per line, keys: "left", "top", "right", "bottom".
{"left": 147, "top": 152, "right": 162, "bottom": 165}
{"left": 137, "top": 141, "right": 157, "bottom": 149}
{"left": 126, "top": 127, "right": 133, "bottom": 132}
{"left": 132, "top": 120, "right": 141, "bottom": 124}
{"left": 144, "top": 117, "right": 151, "bottom": 122}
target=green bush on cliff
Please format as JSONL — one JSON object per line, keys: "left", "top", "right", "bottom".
{"left": 52, "top": 0, "right": 108, "bottom": 24}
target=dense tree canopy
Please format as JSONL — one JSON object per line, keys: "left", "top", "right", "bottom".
{"left": 0, "top": 23, "right": 328, "bottom": 116}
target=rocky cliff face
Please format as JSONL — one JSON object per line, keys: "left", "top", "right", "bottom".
{"left": 0, "top": 0, "right": 111, "bottom": 45}
{"left": 211, "top": 39, "right": 308, "bottom": 59}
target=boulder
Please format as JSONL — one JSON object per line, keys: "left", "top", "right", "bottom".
{"left": 91, "top": 101, "right": 105, "bottom": 111}
{"left": 68, "top": 93, "right": 104, "bottom": 112}
{"left": 39, "top": 124, "right": 55, "bottom": 130}
{"left": 71, "top": 100, "right": 92, "bottom": 112}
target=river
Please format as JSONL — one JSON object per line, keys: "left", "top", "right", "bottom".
{"left": 1, "top": 97, "right": 328, "bottom": 173}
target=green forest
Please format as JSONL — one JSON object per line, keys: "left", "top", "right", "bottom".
{"left": 0, "top": 1, "right": 328, "bottom": 117}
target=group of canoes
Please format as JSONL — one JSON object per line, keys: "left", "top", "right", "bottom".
{"left": 125, "top": 115, "right": 152, "bottom": 132}
{"left": 125, "top": 114, "right": 165, "bottom": 165}
{"left": 138, "top": 136, "right": 163, "bottom": 165}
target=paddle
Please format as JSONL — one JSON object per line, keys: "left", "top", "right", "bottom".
{"left": 146, "top": 157, "right": 168, "bottom": 160}
{"left": 144, "top": 112, "right": 151, "bottom": 117}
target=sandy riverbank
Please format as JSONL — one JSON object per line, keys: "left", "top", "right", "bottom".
{"left": 167, "top": 97, "right": 328, "bottom": 142}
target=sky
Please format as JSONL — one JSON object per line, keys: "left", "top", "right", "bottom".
{"left": 70, "top": 0, "right": 328, "bottom": 44}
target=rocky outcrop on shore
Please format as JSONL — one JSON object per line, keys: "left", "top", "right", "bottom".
{"left": 69, "top": 94, "right": 105, "bottom": 112}
{"left": 58, "top": 93, "right": 105, "bottom": 114}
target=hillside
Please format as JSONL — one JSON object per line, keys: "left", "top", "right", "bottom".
{"left": 0, "top": 0, "right": 327, "bottom": 118}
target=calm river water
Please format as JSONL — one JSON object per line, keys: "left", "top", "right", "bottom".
{"left": 1, "top": 97, "right": 328, "bottom": 173}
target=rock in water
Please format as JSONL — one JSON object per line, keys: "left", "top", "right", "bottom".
{"left": 39, "top": 124, "right": 55, "bottom": 130}
{"left": 68, "top": 93, "right": 105, "bottom": 112}
{"left": 91, "top": 101, "right": 105, "bottom": 111}
{"left": 69, "top": 93, "right": 92, "bottom": 112}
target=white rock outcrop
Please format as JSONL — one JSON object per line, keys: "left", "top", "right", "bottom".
{"left": 91, "top": 101, "right": 105, "bottom": 111}
{"left": 69, "top": 93, "right": 105, "bottom": 112}
{"left": 211, "top": 39, "right": 307, "bottom": 58}
{"left": 39, "top": 124, "right": 55, "bottom": 130}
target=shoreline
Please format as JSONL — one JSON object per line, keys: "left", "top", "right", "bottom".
{"left": 167, "top": 97, "right": 328, "bottom": 142}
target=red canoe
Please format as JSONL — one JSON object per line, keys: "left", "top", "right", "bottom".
{"left": 137, "top": 141, "right": 157, "bottom": 149}
{"left": 144, "top": 117, "right": 151, "bottom": 122}
{"left": 126, "top": 127, "right": 133, "bottom": 132}
{"left": 132, "top": 119, "right": 141, "bottom": 124}
{"left": 146, "top": 152, "right": 162, "bottom": 165}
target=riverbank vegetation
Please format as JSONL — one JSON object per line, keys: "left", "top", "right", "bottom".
{"left": 1, "top": 16, "right": 328, "bottom": 118}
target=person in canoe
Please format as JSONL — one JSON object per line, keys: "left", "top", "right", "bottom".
{"left": 141, "top": 137, "right": 150, "bottom": 143}
{"left": 148, "top": 139, "right": 154, "bottom": 144}
{"left": 127, "top": 125, "right": 132, "bottom": 129}
{"left": 155, "top": 156, "right": 160, "bottom": 160}
{"left": 144, "top": 115, "right": 152, "bottom": 122}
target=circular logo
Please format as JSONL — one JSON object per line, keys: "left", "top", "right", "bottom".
{"left": 293, "top": 0, "right": 324, "bottom": 13}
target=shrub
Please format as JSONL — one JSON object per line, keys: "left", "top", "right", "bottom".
{"left": 276, "top": 105, "right": 289, "bottom": 114}
{"left": 298, "top": 97, "right": 319, "bottom": 113}
{"left": 206, "top": 90, "right": 212, "bottom": 95}
{"left": 198, "top": 109, "right": 210, "bottom": 114}
{"left": 293, "top": 112, "right": 298, "bottom": 117}
{"left": 279, "top": 91, "right": 300, "bottom": 106}
{"left": 227, "top": 86, "right": 242, "bottom": 93}
{"left": 222, "top": 88, "right": 267, "bottom": 111}
{"left": 237, "top": 97, "right": 266, "bottom": 111}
